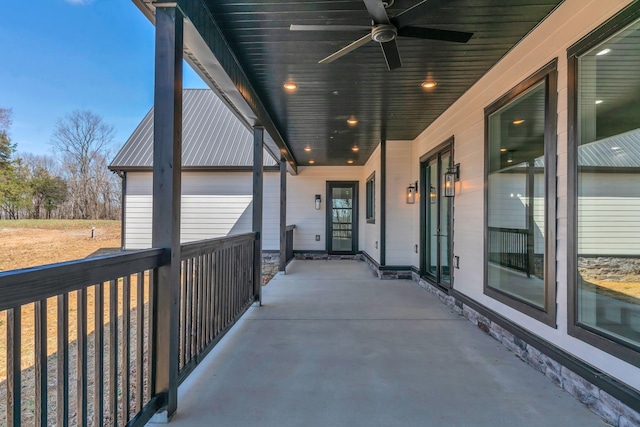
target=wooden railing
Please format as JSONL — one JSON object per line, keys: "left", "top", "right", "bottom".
{"left": 1, "top": 232, "right": 259, "bottom": 426}
{"left": 488, "top": 227, "right": 531, "bottom": 276}
{"left": 178, "top": 233, "right": 256, "bottom": 382}
{"left": 0, "top": 249, "right": 166, "bottom": 427}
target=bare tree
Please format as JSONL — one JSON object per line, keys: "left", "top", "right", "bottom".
{"left": 50, "top": 110, "right": 117, "bottom": 219}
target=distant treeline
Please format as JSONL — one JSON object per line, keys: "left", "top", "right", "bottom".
{"left": 0, "top": 108, "right": 121, "bottom": 220}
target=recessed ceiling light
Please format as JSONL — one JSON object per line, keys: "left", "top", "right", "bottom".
{"left": 513, "top": 119, "right": 525, "bottom": 125}
{"left": 500, "top": 147, "right": 507, "bottom": 152}
{"left": 280, "top": 148, "right": 287, "bottom": 153}
{"left": 507, "top": 159, "right": 513, "bottom": 163}
{"left": 421, "top": 81, "right": 437, "bottom": 89}
{"left": 595, "top": 100, "right": 603, "bottom": 105}
{"left": 283, "top": 82, "right": 298, "bottom": 91}
{"left": 333, "top": 90, "right": 339, "bottom": 95}
{"left": 596, "top": 48, "right": 611, "bottom": 56}
{"left": 347, "top": 160, "right": 354, "bottom": 164}
{"left": 611, "top": 146, "right": 621, "bottom": 150}
{"left": 352, "top": 146, "right": 359, "bottom": 152}
{"left": 308, "top": 160, "right": 315, "bottom": 164}
{"left": 347, "top": 116, "right": 358, "bottom": 125}
{"left": 330, "top": 136, "right": 334, "bottom": 139}
{"left": 304, "top": 146, "right": 311, "bottom": 152}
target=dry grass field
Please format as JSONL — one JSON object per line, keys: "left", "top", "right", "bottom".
{"left": 0, "top": 219, "right": 121, "bottom": 272}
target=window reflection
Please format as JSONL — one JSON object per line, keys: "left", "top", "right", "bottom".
{"left": 487, "top": 82, "right": 546, "bottom": 308}
{"left": 577, "top": 20, "right": 640, "bottom": 347}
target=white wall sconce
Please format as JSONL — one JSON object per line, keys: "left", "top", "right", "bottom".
{"left": 444, "top": 164, "right": 460, "bottom": 197}
{"left": 315, "top": 194, "right": 321, "bottom": 210}
{"left": 406, "top": 181, "right": 418, "bottom": 204}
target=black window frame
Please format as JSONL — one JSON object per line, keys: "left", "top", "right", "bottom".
{"left": 567, "top": 2, "right": 640, "bottom": 367}
{"left": 366, "top": 172, "right": 375, "bottom": 224}
{"left": 483, "top": 58, "right": 558, "bottom": 327}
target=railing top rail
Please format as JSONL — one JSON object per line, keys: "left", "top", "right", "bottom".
{"left": 0, "top": 248, "right": 167, "bottom": 311}
{"left": 488, "top": 227, "right": 529, "bottom": 234}
{"left": 180, "top": 232, "right": 257, "bottom": 259}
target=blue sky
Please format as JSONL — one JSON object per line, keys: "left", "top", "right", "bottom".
{"left": 0, "top": 0, "right": 207, "bottom": 157}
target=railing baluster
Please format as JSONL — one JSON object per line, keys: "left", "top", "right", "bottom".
{"left": 198, "top": 254, "right": 205, "bottom": 352}
{"left": 122, "top": 275, "right": 131, "bottom": 422}
{"left": 215, "top": 250, "right": 221, "bottom": 336}
{"left": 94, "top": 283, "right": 104, "bottom": 427}
{"left": 77, "top": 288, "right": 88, "bottom": 426}
{"left": 180, "top": 261, "right": 187, "bottom": 369}
{"left": 136, "top": 272, "right": 144, "bottom": 414}
{"left": 57, "top": 294, "right": 69, "bottom": 427}
{"left": 108, "top": 279, "right": 118, "bottom": 427}
{"left": 187, "top": 258, "right": 194, "bottom": 363}
{"left": 147, "top": 269, "right": 155, "bottom": 404}
{"left": 205, "top": 252, "right": 211, "bottom": 345}
{"left": 35, "top": 299, "right": 47, "bottom": 427}
{"left": 7, "top": 307, "right": 21, "bottom": 427}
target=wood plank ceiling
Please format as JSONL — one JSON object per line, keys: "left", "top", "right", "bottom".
{"left": 200, "top": 0, "right": 564, "bottom": 166}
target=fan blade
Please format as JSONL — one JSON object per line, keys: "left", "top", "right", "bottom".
{"left": 397, "top": 26, "right": 473, "bottom": 43}
{"left": 363, "top": 0, "right": 390, "bottom": 24}
{"left": 290, "top": 24, "right": 372, "bottom": 32}
{"left": 392, "top": 0, "right": 448, "bottom": 29}
{"left": 319, "top": 33, "right": 372, "bottom": 64}
{"left": 380, "top": 39, "right": 402, "bottom": 70}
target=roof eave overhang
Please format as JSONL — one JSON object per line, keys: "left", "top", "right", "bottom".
{"left": 132, "top": 0, "right": 298, "bottom": 175}
{"left": 108, "top": 165, "right": 281, "bottom": 173}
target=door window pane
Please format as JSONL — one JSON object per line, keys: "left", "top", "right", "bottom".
{"left": 576, "top": 19, "right": 640, "bottom": 347}
{"left": 331, "top": 185, "right": 355, "bottom": 252}
{"left": 440, "top": 153, "right": 452, "bottom": 285}
{"left": 487, "top": 82, "right": 546, "bottom": 308}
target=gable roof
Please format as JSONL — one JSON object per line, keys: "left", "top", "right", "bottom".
{"left": 109, "top": 89, "right": 278, "bottom": 171}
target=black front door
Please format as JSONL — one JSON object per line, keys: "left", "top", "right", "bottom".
{"left": 327, "top": 182, "right": 358, "bottom": 254}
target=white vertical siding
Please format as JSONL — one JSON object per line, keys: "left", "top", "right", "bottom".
{"left": 286, "top": 166, "right": 363, "bottom": 251}
{"left": 405, "top": 0, "right": 638, "bottom": 390}
{"left": 362, "top": 145, "right": 381, "bottom": 262}
{"left": 386, "top": 141, "right": 415, "bottom": 265}
{"left": 124, "top": 171, "right": 279, "bottom": 250}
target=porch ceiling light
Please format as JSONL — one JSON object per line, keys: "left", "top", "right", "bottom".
{"left": 421, "top": 81, "right": 437, "bottom": 89}
{"left": 283, "top": 81, "right": 298, "bottom": 91}
{"left": 444, "top": 164, "right": 460, "bottom": 198}
{"left": 596, "top": 48, "right": 611, "bottom": 56}
{"left": 512, "top": 119, "right": 525, "bottom": 125}
{"left": 308, "top": 160, "right": 315, "bottom": 164}
{"left": 595, "top": 100, "right": 603, "bottom": 105}
{"left": 347, "top": 160, "right": 354, "bottom": 164}
{"left": 406, "top": 181, "right": 418, "bottom": 204}
{"left": 352, "top": 146, "right": 359, "bottom": 152}
{"left": 500, "top": 147, "right": 508, "bottom": 152}
{"left": 304, "top": 146, "right": 312, "bottom": 152}
{"left": 347, "top": 116, "right": 358, "bottom": 125}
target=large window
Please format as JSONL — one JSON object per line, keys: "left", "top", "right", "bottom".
{"left": 484, "top": 60, "right": 557, "bottom": 326}
{"left": 568, "top": 4, "right": 640, "bottom": 365}
{"left": 366, "top": 173, "right": 375, "bottom": 223}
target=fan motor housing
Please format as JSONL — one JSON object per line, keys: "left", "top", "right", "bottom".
{"left": 372, "top": 25, "right": 397, "bottom": 43}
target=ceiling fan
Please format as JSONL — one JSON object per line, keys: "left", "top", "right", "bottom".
{"left": 290, "top": 0, "right": 473, "bottom": 71}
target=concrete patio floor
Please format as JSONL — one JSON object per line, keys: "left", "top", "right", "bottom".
{"left": 158, "top": 260, "right": 605, "bottom": 427}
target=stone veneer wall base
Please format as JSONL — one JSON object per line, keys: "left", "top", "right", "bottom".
{"left": 409, "top": 272, "right": 640, "bottom": 427}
